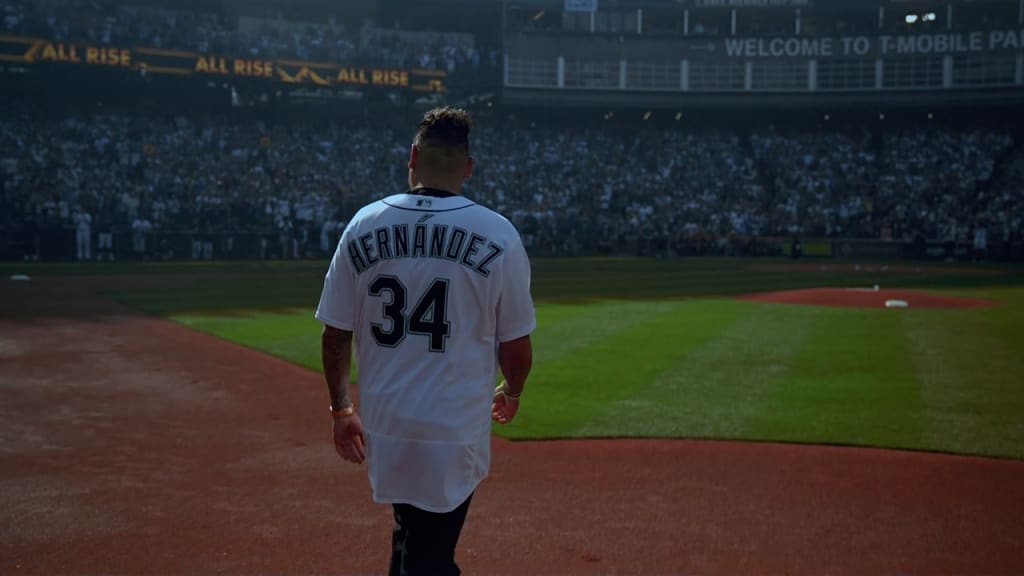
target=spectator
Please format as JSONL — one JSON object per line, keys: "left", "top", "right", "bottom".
{"left": 1, "top": 0, "right": 477, "bottom": 75}
{"left": 131, "top": 214, "right": 152, "bottom": 259}
{"left": 73, "top": 205, "right": 91, "bottom": 261}
{"left": 0, "top": 107, "right": 1018, "bottom": 260}
{"left": 96, "top": 210, "right": 114, "bottom": 261}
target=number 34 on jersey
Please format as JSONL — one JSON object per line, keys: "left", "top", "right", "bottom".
{"left": 368, "top": 276, "right": 451, "bottom": 353}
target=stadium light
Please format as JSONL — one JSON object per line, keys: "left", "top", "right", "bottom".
{"left": 905, "top": 14, "right": 919, "bottom": 24}
{"left": 643, "top": 111, "right": 652, "bottom": 120}
{"left": 533, "top": 10, "right": 545, "bottom": 21}
{"left": 923, "top": 12, "right": 936, "bottom": 22}
{"left": 928, "top": 112, "right": 934, "bottom": 120}
{"left": 879, "top": 113, "right": 886, "bottom": 120}
{"left": 675, "top": 112, "right": 682, "bottom": 121}
{"left": 824, "top": 113, "right": 830, "bottom": 121}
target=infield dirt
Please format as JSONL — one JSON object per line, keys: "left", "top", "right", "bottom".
{"left": 738, "top": 287, "right": 999, "bottom": 309}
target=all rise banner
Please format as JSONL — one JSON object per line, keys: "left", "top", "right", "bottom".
{"left": 0, "top": 35, "right": 447, "bottom": 92}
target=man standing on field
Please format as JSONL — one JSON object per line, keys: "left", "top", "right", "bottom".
{"left": 315, "top": 107, "right": 535, "bottom": 576}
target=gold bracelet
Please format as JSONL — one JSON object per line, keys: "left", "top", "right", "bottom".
{"left": 497, "top": 382, "right": 522, "bottom": 400}
{"left": 330, "top": 404, "right": 355, "bottom": 418}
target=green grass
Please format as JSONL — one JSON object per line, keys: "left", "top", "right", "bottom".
{"left": 170, "top": 288, "right": 1024, "bottom": 459}
{"left": 509, "top": 299, "right": 749, "bottom": 438}
{"left": 11, "top": 258, "right": 1022, "bottom": 458}
{"left": 903, "top": 288, "right": 1024, "bottom": 458}
{"left": 174, "top": 309, "right": 325, "bottom": 372}
{"left": 5, "top": 257, "right": 1019, "bottom": 314}
{"left": 744, "top": 308, "right": 924, "bottom": 448}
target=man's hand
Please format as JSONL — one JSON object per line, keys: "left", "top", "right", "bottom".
{"left": 333, "top": 413, "right": 366, "bottom": 464}
{"left": 491, "top": 385, "right": 519, "bottom": 425}
{"left": 496, "top": 335, "right": 531, "bottom": 425}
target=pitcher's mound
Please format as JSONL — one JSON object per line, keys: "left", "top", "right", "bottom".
{"left": 739, "top": 288, "right": 998, "bottom": 309}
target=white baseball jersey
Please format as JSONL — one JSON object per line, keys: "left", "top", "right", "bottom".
{"left": 74, "top": 212, "right": 92, "bottom": 231}
{"left": 315, "top": 192, "right": 536, "bottom": 513}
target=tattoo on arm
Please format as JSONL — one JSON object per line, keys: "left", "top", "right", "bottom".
{"left": 499, "top": 335, "right": 532, "bottom": 397}
{"left": 322, "top": 326, "right": 354, "bottom": 409}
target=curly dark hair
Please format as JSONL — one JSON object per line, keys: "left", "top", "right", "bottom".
{"left": 414, "top": 106, "right": 473, "bottom": 155}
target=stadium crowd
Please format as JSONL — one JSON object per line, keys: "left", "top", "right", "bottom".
{"left": 0, "top": 0, "right": 493, "bottom": 74}
{"left": 2, "top": 110, "right": 1021, "bottom": 260}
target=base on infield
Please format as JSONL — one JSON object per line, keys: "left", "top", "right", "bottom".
{"left": 737, "top": 287, "right": 998, "bottom": 309}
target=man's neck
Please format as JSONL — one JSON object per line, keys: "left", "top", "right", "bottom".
{"left": 410, "top": 180, "right": 461, "bottom": 197}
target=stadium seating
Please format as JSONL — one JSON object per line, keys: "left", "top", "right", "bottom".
{"left": 1, "top": 112, "right": 1020, "bottom": 259}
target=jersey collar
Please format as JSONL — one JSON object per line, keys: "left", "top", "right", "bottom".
{"left": 383, "top": 193, "right": 475, "bottom": 212}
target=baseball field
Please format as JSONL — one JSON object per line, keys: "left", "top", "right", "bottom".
{"left": 122, "top": 257, "right": 1023, "bottom": 458}
{"left": 2, "top": 257, "right": 1024, "bottom": 574}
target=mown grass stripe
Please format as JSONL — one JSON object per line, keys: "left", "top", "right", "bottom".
{"left": 745, "top": 308, "right": 924, "bottom": 449}
{"left": 532, "top": 300, "right": 679, "bottom": 366}
{"left": 905, "top": 291, "right": 1024, "bottom": 460}
{"left": 498, "top": 299, "right": 747, "bottom": 439}
{"left": 575, "top": 301, "right": 817, "bottom": 438}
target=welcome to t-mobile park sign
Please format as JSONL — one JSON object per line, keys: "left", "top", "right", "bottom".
{"left": 693, "top": 29, "right": 1024, "bottom": 58}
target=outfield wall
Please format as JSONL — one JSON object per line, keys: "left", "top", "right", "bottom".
{"left": 5, "top": 228, "right": 1021, "bottom": 262}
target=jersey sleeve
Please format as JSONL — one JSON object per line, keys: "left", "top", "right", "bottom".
{"left": 495, "top": 233, "right": 536, "bottom": 343}
{"left": 315, "top": 226, "right": 357, "bottom": 331}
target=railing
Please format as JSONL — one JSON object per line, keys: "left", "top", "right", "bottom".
{"left": 504, "top": 26, "right": 1024, "bottom": 93}
{"left": 507, "top": 51, "right": 1024, "bottom": 92}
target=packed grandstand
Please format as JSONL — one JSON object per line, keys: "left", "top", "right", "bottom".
{"left": 2, "top": 0, "right": 495, "bottom": 74}
{"left": 1, "top": 0, "right": 1022, "bottom": 261}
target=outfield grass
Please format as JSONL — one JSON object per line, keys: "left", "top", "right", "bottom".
{"left": 7, "top": 258, "right": 1021, "bottom": 457}
{"left": 148, "top": 259, "right": 1024, "bottom": 459}
{"left": 6, "top": 258, "right": 1022, "bottom": 312}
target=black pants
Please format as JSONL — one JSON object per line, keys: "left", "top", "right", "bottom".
{"left": 389, "top": 493, "right": 474, "bottom": 576}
